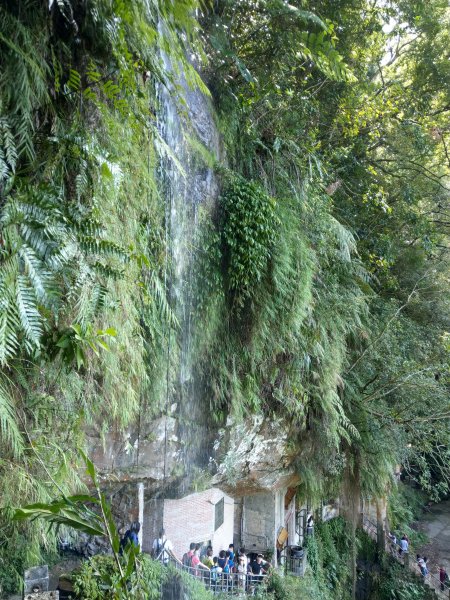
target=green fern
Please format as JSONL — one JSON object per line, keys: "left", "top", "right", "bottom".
{"left": 15, "top": 275, "right": 42, "bottom": 344}
{"left": 0, "top": 284, "right": 20, "bottom": 364}
{"left": 0, "top": 377, "right": 24, "bottom": 458}
{"left": 0, "top": 116, "right": 18, "bottom": 178}
{"left": 0, "top": 184, "right": 130, "bottom": 363}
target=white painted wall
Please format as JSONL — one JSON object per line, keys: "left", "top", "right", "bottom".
{"left": 162, "top": 488, "right": 234, "bottom": 559}
{"left": 137, "top": 482, "right": 144, "bottom": 547}
{"left": 211, "top": 491, "right": 235, "bottom": 555}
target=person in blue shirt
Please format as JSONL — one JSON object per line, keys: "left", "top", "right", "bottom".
{"left": 120, "top": 521, "right": 140, "bottom": 553}
{"left": 226, "top": 550, "right": 234, "bottom": 571}
{"left": 129, "top": 522, "right": 140, "bottom": 546}
{"left": 218, "top": 550, "right": 229, "bottom": 573}
{"left": 228, "top": 544, "right": 235, "bottom": 569}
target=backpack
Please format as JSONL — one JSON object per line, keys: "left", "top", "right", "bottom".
{"left": 153, "top": 538, "right": 166, "bottom": 559}
{"left": 119, "top": 530, "right": 132, "bottom": 553}
{"left": 182, "top": 552, "right": 193, "bottom": 568}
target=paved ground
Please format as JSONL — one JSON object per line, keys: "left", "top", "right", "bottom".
{"left": 410, "top": 497, "right": 450, "bottom": 599}
{"left": 416, "top": 499, "right": 450, "bottom": 575}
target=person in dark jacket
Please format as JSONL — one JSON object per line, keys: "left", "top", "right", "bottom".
{"left": 120, "top": 521, "right": 140, "bottom": 553}
{"left": 440, "top": 566, "right": 449, "bottom": 591}
{"left": 250, "top": 554, "right": 269, "bottom": 586}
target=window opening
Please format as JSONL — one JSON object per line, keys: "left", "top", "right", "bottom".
{"left": 215, "top": 497, "right": 224, "bottom": 531}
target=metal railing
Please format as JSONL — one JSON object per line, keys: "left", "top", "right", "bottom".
{"left": 362, "top": 515, "right": 450, "bottom": 599}
{"left": 166, "top": 557, "right": 270, "bottom": 596}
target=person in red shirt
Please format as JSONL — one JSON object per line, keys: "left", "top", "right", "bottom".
{"left": 191, "top": 548, "right": 210, "bottom": 576}
{"left": 182, "top": 542, "right": 196, "bottom": 568}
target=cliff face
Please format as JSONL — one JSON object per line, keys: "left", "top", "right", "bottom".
{"left": 87, "top": 64, "right": 282, "bottom": 502}
{"left": 87, "top": 75, "right": 298, "bottom": 504}
{"left": 213, "top": 416, "right": 298, "bottom": 495}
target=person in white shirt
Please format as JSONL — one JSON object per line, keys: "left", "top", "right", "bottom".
{"left": 238, "top": 548, "right": 249, "bottom": 569}
{"left": 152, "top": 529, "right": 179, "bottom": 565}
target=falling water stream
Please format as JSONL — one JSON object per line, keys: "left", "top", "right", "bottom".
{"left": 156, "top": 36, "right": 221, "bottom": 492}
{"left": 154, "top": 35, "right": 222, "bottom": 600}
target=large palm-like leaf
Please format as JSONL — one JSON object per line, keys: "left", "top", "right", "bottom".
{"left": 14, "top": 495, "right": 105, "bottom": 537}
{"left": 14, "top": 453, "right": 136, "bottom": 599}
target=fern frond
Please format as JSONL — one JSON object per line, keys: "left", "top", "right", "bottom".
{"left": 0, "top": 116, "right": 18, "bottom": 173}
{"left": 77, "top": 235, "right": 129, "bottom": 261}
{"left": 18, "top": 244, "right": 55, "bottom": 304}
{"left": 269, "top": 1, "right": 327, "bottom": 29}
{"left": 0, "top": 377, "right": 24, "bottom": 458}
{"left": 16, "top": 275, "right": 43, "bottom": 344}
{"left": 91, "top": 261, "right": 124, "bottom": 280}
{"left": 328, "top": 216, "right": 357, "bottom": 262}
{"left": 0, "top": 151, "right": 8, "bottom": 181}
{"left": 147, "top": 271, "right": 179, "bottom": 329}
{"left": 0, "top": 297, "right": 20, "bottom": 365}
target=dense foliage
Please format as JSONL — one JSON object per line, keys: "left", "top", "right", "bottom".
{"left": 0, "top": 0, "right": 449, "bottom": 595}
{"left": 201, "top": 0, "right": 450, "bottom": 500}
{"left": 0, "top": 0, "right": 203, "bottom": 592}
{"left": 72, "top": 554, "right": 216, "bottom": 600}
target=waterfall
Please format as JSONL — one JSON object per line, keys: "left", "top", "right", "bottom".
{"left": 156, "top": 35, "right": 221, "bottom": 487}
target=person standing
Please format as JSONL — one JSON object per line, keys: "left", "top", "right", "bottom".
{"left": 399, "top": 534, "right": 409, "bottom": 555}
{"left": 182, "top": 542, "right": 196, "bottom": 567}
{"left": 202, "top": 546, "right": 214, "bottom": 569}
{"left": 218, "top": 550, "right": 229, "bottom": 574}
{"left": 250, "top": 554, "right": 269, "bottom": 583}
{"left": 388, "top": 532, "right": 397, "bottom": 554}
{"left": 440, "top": 566, "right": 449, "bottom": 591}
{"left": 417, "top": 555, "right": 428, "bottom": 578}
{"left": 191, "top": 548, "right": 211, "bottom": 576}
{"left": 152, "top": 528, "right": 178, "bottom": 565}
{"left": 237, "top": 554, "right": 248, "bottom": 590}
{"left": 120, "top": 521, "right": 140, "bottom": 553}
{"left": 210, "top": 557, "right": 222, "bottom": 591}
{"left": 238, "top": 548, "right": 249, "bottom": 569}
